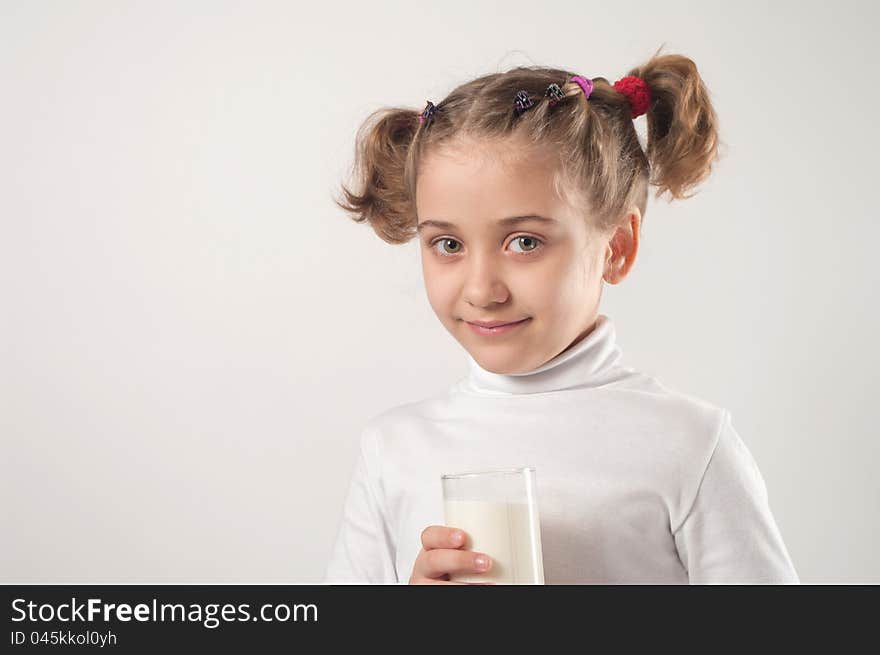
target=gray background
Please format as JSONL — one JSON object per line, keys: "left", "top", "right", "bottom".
{"left": 2, "top": 0, "right": 877, "bottom": 583}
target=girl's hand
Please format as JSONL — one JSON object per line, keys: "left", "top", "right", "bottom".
{"left": 408, "top": 525, "right": 495, "bottom": 585}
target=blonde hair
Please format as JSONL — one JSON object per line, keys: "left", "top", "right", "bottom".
{"left": 334, "top": 46, "right": 721, "bottom": 243}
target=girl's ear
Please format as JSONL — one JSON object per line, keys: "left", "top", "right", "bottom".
{"left": 603, "top": 208, "right": 641, "bottom": 285}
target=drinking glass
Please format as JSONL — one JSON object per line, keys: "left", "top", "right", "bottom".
{"left": 441, "top": 466, "right": 545, "bottom": 584}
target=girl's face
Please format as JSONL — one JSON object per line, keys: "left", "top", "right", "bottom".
{"left": 415, "top": 137, "right": 628, "bottom": 375}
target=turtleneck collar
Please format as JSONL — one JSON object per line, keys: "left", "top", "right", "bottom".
{"left": 455, "top": 314, "right": 624, "bottom": 396}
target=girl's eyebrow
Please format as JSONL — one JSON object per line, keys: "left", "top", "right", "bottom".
{"left": 416, "top": 215, "right": 558, "bottom": 232}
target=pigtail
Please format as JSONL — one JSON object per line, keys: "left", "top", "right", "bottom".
{"left": 334, "top": 107, "right": 419, "bottom": 244}
{"left": 627, "top": 47, "right": 721, "bottom": 201}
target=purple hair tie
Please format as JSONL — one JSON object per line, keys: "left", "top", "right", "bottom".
{"left": 513, "top": 90, "right": 534, "bottom": 116}
{"left": 418, "top": 100, "right": 438, "bottom": 124}
{"left": 571, "top": 75, "right": 594, "bottom": 99}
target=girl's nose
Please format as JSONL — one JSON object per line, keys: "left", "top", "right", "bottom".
{"left": 462, "top": 258, "right": 509, "bottom": 308}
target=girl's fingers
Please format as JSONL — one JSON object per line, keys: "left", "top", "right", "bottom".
{"left": 410, "top": 525, "right": 494, "bottom": 585}
{"left": 417, "top": 547, "right": 492, "bottom": 579}
{"left": 420, "top": 525, "right": 467, "bottom": 550}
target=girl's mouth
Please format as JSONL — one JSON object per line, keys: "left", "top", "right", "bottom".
{"left": 465, "top": 318, "right": 531, "bottom": 336}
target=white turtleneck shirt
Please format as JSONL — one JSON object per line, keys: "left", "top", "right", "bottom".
{"left": 323, "top": 314, "right": 799, "bottom": 584}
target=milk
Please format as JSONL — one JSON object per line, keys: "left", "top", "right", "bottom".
{"left": 444, "top": 499, "right": 545, "bottom": 584}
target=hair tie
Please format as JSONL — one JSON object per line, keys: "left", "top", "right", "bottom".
{"left": 513, "top": 90, "right": 534, "bottom": 116}
{"left": 612, "top": 75, "right": 651, "bottom": 118}
{"left": 418, "top": 100, "right": 438, "bottom": 124}
{"left": 570, "top": 75, "right": 594, "bottom": 99}
{"left": 544, "top": 83, "right": 566, "bottom": 107}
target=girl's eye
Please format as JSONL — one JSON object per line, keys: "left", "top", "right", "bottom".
{"left": 432, "top": 238, "right": 463, "bottom": 256}
{"left": 429, "top": 235, "right": 544, "bottom": 257}
{"left": 509, "top": 235, "right": 543, "bottom": 254}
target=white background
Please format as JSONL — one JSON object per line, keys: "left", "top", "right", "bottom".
{"left": 2, "top": 0, "right": 877, "bottom": 583}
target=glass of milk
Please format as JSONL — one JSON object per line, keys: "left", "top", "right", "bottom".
{"left": 441, "top": 466, "right": 545, "bottom": 584}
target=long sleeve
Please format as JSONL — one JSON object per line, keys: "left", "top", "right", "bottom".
{"left": 323, "top": 427, "right": 400, "bottom": 584}
{"left": 673, "top": 411, "right": 800, "bottom": 584}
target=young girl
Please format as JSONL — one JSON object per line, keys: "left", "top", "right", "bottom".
{"left": 323, "top": 49, "right": 799, "bottom": 584}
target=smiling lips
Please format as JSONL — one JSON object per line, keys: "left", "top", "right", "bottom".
{"left": 465, "top": 317, "right": 531, "bottom": 336}
{"left": 467, "top": 318, "right": 527, "bottom": 328}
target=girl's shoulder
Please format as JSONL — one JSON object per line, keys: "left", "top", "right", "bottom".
{"left": 613, "top": 368, "right": 732, "bottom": 446}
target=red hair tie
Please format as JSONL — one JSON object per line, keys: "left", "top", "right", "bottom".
{"left": 613, "top": 75, "right": 651, "bottom": 119}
